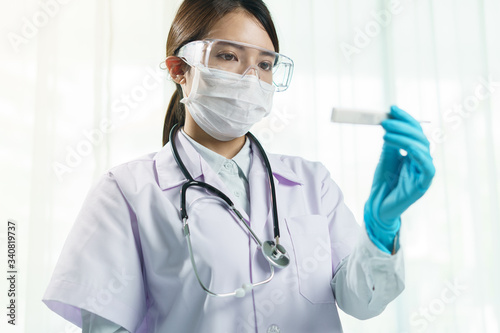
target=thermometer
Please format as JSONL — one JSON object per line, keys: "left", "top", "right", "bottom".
{"left": 331, "top": 108, "right": 430, "bottom": 125}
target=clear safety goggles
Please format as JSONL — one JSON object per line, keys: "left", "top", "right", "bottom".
{"left": 176, "top": 39, "right": 294, "bottom": 92}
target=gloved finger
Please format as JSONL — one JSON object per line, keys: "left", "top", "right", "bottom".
{"left": 381, "top": 119, "right": 430, "bottom": 148}
{"left": 388, "top": 105, "right": 422, "bottom": 129}
{"left": 384, "top": 133, "right": 435, "bottom": 177}
{"left": 406, "top": 148, "right": 436, "bottom": 181}
{"left": 383, "top": 132, "right": 430, "bottom": 156}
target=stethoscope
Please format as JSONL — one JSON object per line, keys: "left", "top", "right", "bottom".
{"left": 169, "top": 124, "right": 290, "bottom": 297}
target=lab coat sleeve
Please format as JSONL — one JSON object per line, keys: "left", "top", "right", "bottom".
{"left": 317, "top": 163, "right": 404, "bottom": 319}
{"left": 81, "top": 309, "right": 130, "bottom": 333}
{"left": 42, "top": 172, "right": 147, "bottom": 332}
{"left": 330, "top": 230, "right": 405, "bottom": 319}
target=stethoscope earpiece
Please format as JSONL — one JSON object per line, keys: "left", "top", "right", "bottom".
{"left": 234, "top": 283, "right": 253, "bottom": 298}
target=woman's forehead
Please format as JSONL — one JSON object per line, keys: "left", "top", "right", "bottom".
{"left": 205, "top": 10, "right": 275, "bottom": 52}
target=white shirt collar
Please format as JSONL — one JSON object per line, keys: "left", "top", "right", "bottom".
{"left": 179, "top": 128, "right": 252, "bottom": 180}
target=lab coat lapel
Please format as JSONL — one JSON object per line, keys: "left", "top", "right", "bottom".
{"left": 247, "top": 142, "right": 305, "bottom": 238}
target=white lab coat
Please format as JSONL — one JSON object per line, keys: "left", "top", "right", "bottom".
{"left": 43, "top": 130, "right": 404, "bottom": 332}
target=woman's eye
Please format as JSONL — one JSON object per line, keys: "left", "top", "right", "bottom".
{"left": 218, "top": 53, "right": 237, "bottom": 61}
{"left": 259, "top": 62, "right": 273, "bottom": 71}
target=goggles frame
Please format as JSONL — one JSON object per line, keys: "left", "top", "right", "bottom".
{"left": 175, "top": 39, "right": 294, "bottom": 92}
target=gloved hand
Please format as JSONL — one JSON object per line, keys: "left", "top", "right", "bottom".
{"left": 364, "top": 105, "right": 436, "bottom": 254}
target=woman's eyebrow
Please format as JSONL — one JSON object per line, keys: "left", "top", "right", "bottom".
{"left": 260, "top": 50, "right": 275, "bottom": 58}
{"left": 216, "top": 41, "right": 275, "bottom": 58}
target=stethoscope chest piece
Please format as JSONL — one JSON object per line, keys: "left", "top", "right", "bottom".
{"left": 262, "top": 240, "right": 290, "bottom": 268}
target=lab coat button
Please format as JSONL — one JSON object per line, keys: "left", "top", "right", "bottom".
{"left": 267, "top": 324, "right": 280, "bottom": 333}
{"left": 234, "top": 191, "right": 241, "bottom": 197}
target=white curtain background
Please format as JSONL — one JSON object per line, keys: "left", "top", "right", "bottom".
{"left": 1, "top": 0, "right": 499, "bottom": 332}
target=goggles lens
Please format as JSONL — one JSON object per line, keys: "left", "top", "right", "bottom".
{"left": 177, "top": 39, "right": 294, "bottom": 92}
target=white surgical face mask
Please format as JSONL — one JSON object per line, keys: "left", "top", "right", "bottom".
{"left": 180, "top": 67, "right": 275, "bottom": 141}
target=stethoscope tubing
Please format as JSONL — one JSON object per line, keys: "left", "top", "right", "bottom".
{"left": 245, "top": 131, "right": 280, "bottom": 241}
{"left": 182, "top": 195, "right": 276, "bottom": 298}
{"left": 169, "top": 124, "right": 281, "bottom": 241}
{"left": 169, "top": 124, "right": 289, "bottom": 297}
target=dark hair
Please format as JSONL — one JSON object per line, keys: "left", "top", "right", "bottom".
{"left": 162, "top": 0, "right": 279, "bottom": 145}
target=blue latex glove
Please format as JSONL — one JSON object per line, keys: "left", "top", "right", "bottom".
{"left": 364, "top": 105, "right": 436, "bottom": 254}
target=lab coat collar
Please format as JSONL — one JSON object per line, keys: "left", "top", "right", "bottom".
{"left": 265, "top": 153, "right": 304, "bottom": 186}
{"left": 153, "top": 130, "right": 304, "bottom": 191}
{"left": 154, "top": 129, "right": 204, "bottom": 190}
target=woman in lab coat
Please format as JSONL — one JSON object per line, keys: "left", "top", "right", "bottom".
{"left": 43, "top": 0, "right": 435, "bottom": 332}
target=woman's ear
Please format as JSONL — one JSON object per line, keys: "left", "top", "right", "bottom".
{"left": 166, "top": 56, "right": 187, "bottom": 84}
